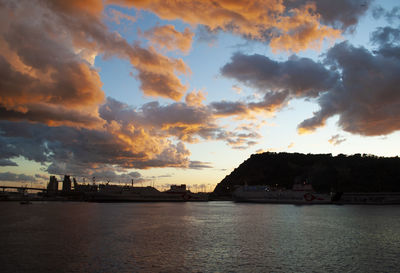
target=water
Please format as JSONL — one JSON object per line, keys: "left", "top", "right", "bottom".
{"left": 1, "top": 202, "right": 400, "bottom": 273}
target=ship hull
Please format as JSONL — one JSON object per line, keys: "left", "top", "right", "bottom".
{"left": 233, "top": 186, "right": 332, "bottom": 204}
{"left": 86, "top": 192, "right": 208, "bottom": 202}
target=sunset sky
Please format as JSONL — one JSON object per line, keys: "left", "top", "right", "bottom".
{"left": 1, "top": 0, "right": 400, "bottom": 191}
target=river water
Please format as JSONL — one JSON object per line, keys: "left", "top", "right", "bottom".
{"left": 0, "top": 202, "right": 399, "bottom": 272}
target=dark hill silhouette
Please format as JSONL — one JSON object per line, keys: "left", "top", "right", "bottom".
{"left": 213, "top": 152, "right": 400, "bottom": 196}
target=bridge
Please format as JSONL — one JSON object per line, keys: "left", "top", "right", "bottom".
{"left": 0, "top": 186, "right": 47, "bottom": 192}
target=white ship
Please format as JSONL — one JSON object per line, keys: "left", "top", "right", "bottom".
{"left": 233, "top": 182, "right": 332, "bottom": 204}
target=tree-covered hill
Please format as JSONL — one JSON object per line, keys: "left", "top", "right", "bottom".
{"left": 213, "top": 152, "right": 400, "bottom": 196}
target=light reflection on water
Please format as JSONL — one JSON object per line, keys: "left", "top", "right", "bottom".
{"left": 0, "top": 202, "right": 399, "bottom": 272}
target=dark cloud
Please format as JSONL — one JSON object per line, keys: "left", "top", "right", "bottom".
{"left": 210, "top": 101, "right": 249, "bottom": 117}
{"left": 285, "top": 0, "right": 371, "bottom": 31}
{"left": 299, "top": 40, "right": 400, "bottom": 136}
{"left": 370, "top": 27, "right": 400, "bottom": 59}
{"left": 222, "top": 53, "right": 338, "bottom": 97}
{"left": 0, "top": 159, "right": 17, "bottom": 166}
{"left": 35, "top": 174, "right": 48, "bottom": 180}
{"left": 0, "top": 105, "right": 102, "bottom": 129}
{"left": 210, "top": 92, "right": 290, "bottom": 117}
{"left": 140, "top": 101, "right": 211, "bottom": 129}
{"left": 0, "top": 119, "right": 191, "bottom": 174}
{"left": 90, "top": 170, "right": 144, "bottom": 183}
{"left": 372, "top": 5, "right": 400, "bottom": 23}
{"left": 220, "top": 52, "right": 338, "bottom": 113}
{"left": 248, "top": 91, "right": 290, "bottom": 112}
{"left": 371, "top": 27, "right": 400, "bottom": 46}
{"left": 328, "top": 134, "right": 346, "bottom": 146}
{"left": 385, "top": 6, "right": 400, "bottom": 23}
{"left": 0, "top": 172, "right": 36, "bottom": 182}
{"left": 219, "top": 24, "right": 400, "bottom": 138}
{"left": 189, "top": 161, "right": 213, "bottom": 169}
{"left": 224, "top": 131, "right": 261, "bottom": 150}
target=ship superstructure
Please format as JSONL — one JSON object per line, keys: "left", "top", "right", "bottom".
{"left": 233, "top": 182, "right": 332, "bottom": 204}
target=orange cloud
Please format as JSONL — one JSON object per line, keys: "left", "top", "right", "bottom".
{"left": 185, "top": 90, "right": 206, "bottom": 107}
{"left": 297, "top": 120, "right": 326, "bottom": 135}
{"left": 108, "top": 8, "right": 136, "bottom": 24}
{"left": 269, "top": 3, "right": 341, "bottom": 52}
{"left": 0, "top": 0, "right": 105, "bottom": 128}
{"left": 328, "top": 134, "right": 346, "bottom": 146}
{"left": 0, "top": 0, "right": 274, "bottom": 176}
{"left": 0, "top": 0, "right": 190, "bottom": 131}
{"left": 46, "top": 0, "right": 104, "bottom": 17}
{"left": 127, "top": 45, "right": 190, "bottom": 100}
{"left": 143, "top": 25, "right": 194, "bottom": 54}
{"left": 44, "top": 1, "right": 189, "bottom": 102}
{"left": 111, "top": 0, "right": 342, "bottom": 52}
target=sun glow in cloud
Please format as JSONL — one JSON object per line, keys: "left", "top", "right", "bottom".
{"left": 1, "top": 0, "right": 400, "bottom": 189}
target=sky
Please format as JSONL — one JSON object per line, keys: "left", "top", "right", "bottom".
{"left": 1, "top": 0, "right": 400, "bottom": 191}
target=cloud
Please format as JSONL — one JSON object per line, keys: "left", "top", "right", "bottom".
{"left": 211, "top": 101, "right": 250, "bottom": 117}
{"left": 142, "top": 25, "right": 194, "bottom": 54}
{"left": 107, "top": 8, "right": 136, "bottom": 24}
{"left": 370, "top": 26, "right": 400, "bottom": 58}
{"left": 298, "top": 40, "right": 400, "bottom": 136}
{"left": 218, "top": 25, "right": 400, "bottom": 138}
{"left": 4, "top": 0, "right": 378, "bottom": 181}
{"left": 285, "top": 0, "right": 371, "bottom": 32}
{"left": 267, "top": 3, "right": 342, "bottom": 52}
{"left": 372, "top": 5, "right": 400, "bottom": 24}
{"left": 44, "top": 0, "right": 104, "bottom": 16}
{"left": 124, "top": 44, "right": 190, "bottom": 100}
{"left": 0, "top": 118, "right": 192, "bottom": 174}
{"left": 0, "top": 89, "right": 265, "bottom": 176}
{"left": 222, "top": 53, "right": 338, "bottom": 97}
{"left": 328, "top": 134, "right": 346, "bottom": 146}
{"left": 0, "top": 0, "right": 189, "bottom": 123}
{"left": 0, "top": 4, "right": 105, "bottom": 125}
{"left": 119, "top": 100, "right": 214, "bottom": 142}
{"left": 189, "top": 161, "right": 213, "bottom": 169}
{"left": 232, "top": 85, "right": 242, "bottom": 94}
{"left": 0, "top": 172, "right": 36, "bottom": 182}
{"left": 112, "top": 0, "right": 348, "bottom": 52}
{"left": 35, "top": 174, "right": 49, "bottom": 180}
{"left": 0, "top": 159, "right": 17, "bottom": 166}
{"left": 224, "top": 131, "right": 261, "bottom": 150}
{"left": 100, "top": 97, "right": 261, "bottom": 148}
{"left": 220, "top": 52, "right": 338, "bottom": 114}
{"left": 195, "top": 25, "right": 219, "bottom": 45}
{"left": 185, "top": 90, "right": 207, "bottom": 107}
{"left": 90, "top": 170, "right": 144, "bottom": 183}
{"left": 248, "top": 91, "right": 291, "bottom": 113}
{"left": 0, "top": 1, "right": 102, "bottom": 128}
